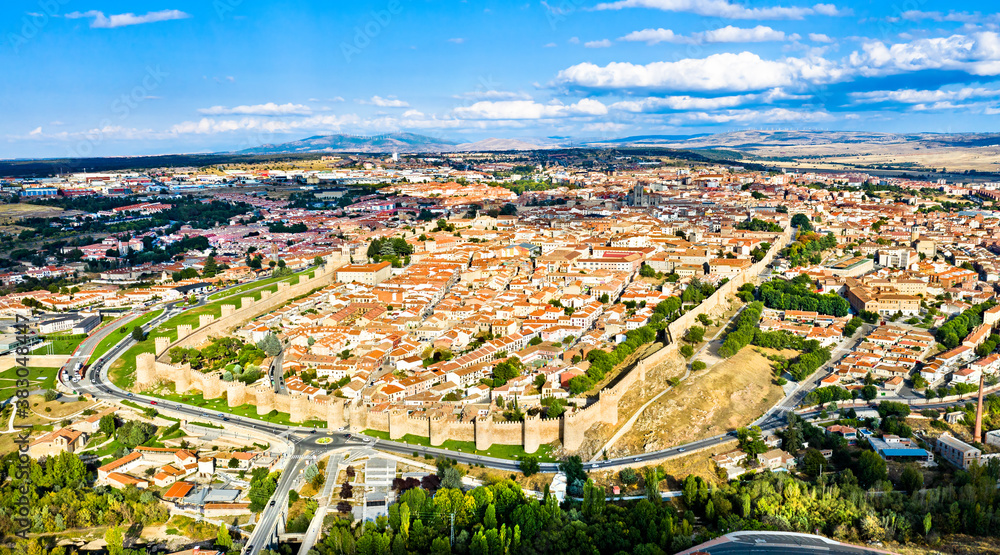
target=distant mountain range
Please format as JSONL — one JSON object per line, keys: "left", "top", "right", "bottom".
{"left": 232, "top": 130, "right": 1000, "bottom": 165}
{"left": 236, "top": 133, "right": 547, "bottom": 155}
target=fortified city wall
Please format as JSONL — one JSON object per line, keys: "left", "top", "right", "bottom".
{"left": 136, "top": 227, "right": 792, "bottom": 454}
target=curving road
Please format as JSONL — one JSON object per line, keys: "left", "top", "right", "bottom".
{"left": 66, "top": 262, "right": 1000, "bottom": 551}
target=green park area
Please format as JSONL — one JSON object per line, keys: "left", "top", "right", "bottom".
{"left": 154, "top": 389, "right": 327, "bottom": 428}
{"left": 110, "top": 269, "right": 325, "bottom": 389}
{"left": 87, "top": 310, "right": 164, "bottom": 364}
{"left": 31, "top": 333, "right": 86, "bottom": 356}
{"left": 208, "top": 267, "right": 317, "bottom": 301}
{"left": 363, "top": 429, "right": 556, "bottom": 462}
{"left": 0, "top": 367, "right": 58, "bottom": 400}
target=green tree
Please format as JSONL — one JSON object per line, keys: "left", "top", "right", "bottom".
{"left": 99, "top": 414, "right": 116, "bottom": 437}
{"left": 685, "top": 326, "right": 705, "bottom": 343}
{"left": 257, "top": 333, "right": 282, "bottom": 357}
{"left": 801, "top": 448, "right": 827, "bottom": 477}
{"left": 441, "top": 466, "right": 463, "bottom": 489}
{"left": 900, "top": 465, "right": 924, "bottom": 492}
{"left": 104, "top": 526, "right": 125, "bottom": 555}
{"left": 619, "top": 467, "right": 638, "bottom": 485}
{"left": 217, "top": 522, "right": 232, "bottom": 549}
{"left": 202, "top": 255, "right": 219, "bottom": 277}
{"left": 519, "top": 455, "right": 540, "bottom": 477}
{"left": 131, "top": 326, "right": 145, "bottom": 341}
{"left": 861, "top": 384, "right": 878, "bottom": 401}
{"left": 568, "top": 375, "right": 593, "bottom": 394}
{"left": 858, "top": 450, "right": 888, "bottom": 488}
{"left": 736, "top": 426, "right": 767, "bottom": 457}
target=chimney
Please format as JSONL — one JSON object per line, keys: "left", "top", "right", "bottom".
{"left": 975, "top": 372, "right": 985, "bottom": 443}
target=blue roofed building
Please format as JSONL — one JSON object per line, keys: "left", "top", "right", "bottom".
{"left": 868, "top": 434, "right": 933, "bottom": 465}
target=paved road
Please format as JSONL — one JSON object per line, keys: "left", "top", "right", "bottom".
{"left": 56, "top": 311, "right": 144, "bottom": 391}
{"left": 681, "top": 531, "right": 896, "bottom": 555}
{"left": 753, "top": 322, "right": 874, "bottom": 431}
{"left": 271, "top": 348, "right": 286, "bottom": 394}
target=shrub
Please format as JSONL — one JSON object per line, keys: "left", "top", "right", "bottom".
{"left": 691, "top": 360, "right": 707, "bottom": 371}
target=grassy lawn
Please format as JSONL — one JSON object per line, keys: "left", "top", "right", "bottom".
{"left": 363, "top": 430, "right": 556, "bottom": 462}
{"left": 151, "top": 390, "right": 326, "bottom": 427}
{"left": 32, "top": 333, "right": 86, "bottom": 355}
{"left": 110, "top": 269, "right": 323, "bottom": 389}
{"left": 88, "top": 310, "right": 163, "bottom": 365}
{"left": 208, "top": 267, "right": 316, "bottom": 301}
{"left": 0, "top": 367, "right": 58, "bottom": 400}
{"left": 92, "top": 438, "right": 127, "bottom": 461}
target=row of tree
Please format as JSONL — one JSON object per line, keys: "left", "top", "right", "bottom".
{"left": 936, "top": 300, "right": 997, "bottom": 349}
{"left": 718, "top": 301, "right": 764, "bottom": 358}
{"left": 751, "top": 274, "right": 850, "bottom": 317}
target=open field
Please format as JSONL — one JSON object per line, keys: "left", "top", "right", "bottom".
{"left": 610, "top": 347, "right": 787, "bottom": 458}
{"left": 32, "top": 332, "right": 87, "bottom": 355}
{"left": 88, "top": 310, "right": 162, "bottom": 364}
{"left": 0, "top": 366, "right": 59, "bottom": 400}
{"left": 0, "top": 203, "right": 69, "bottom": 223}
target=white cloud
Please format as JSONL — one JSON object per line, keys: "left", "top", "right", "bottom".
{"left": 543, "top": 42, "right": 558, "bottom": 48}
{"left": 701, "top": 25, "right": 795, "bottom": 43}
{"left": 454, "top": 90, "right": 532, "bottom": 101}
{"left": 582, "top": 121, "right": 629, "bottom": 133}
{"left": 609, "top": 88, "right": 807, "bottom": 113}
{"left": 66, "top": 9, "right": 190, "bottom": 28}
{"left": 612, "top": 95, "right": 753, "bottom": 112}
{"left": 585, "top": 39, "right": 613, "bottom": 48}
{"left": 169, "top": 114, "right": 362, "bottom": 135}
{"left": 366, "top": 95, "right": 410, "bottom": 108}
{"left": 448, "top": 38, "right": 465, "bottom": 44}
{"left": 808, "top": 33, "right": 834, "bottom": 43}
{"left": 402, "top": 109, "right": 425, "bottom": 118}
{"left": 619, "top": 28, "right": 683, "bottom": 45}
{"left": 851, "top": 86, "right": 1000, "bottom": 105}
{"left": 562, "top": 32, "right": 1000, "bottom": 94}
{"left": 21, "top": 124, "right": 162, "bottom": 141}
{"left": 557, "top": 51, "right": 841, "bottom": 92}
{"left": 620, "top": 25, "right": 797, "bottom": 45}
{"left": 592, "top": 0, "right": 849, "bottom": 20}
{"left": 675, "top": 107, "right": 833, "bottom": 124}
{"left": 198, "top": 103, "right": 313, "bottom": 116}
{"left": 848, "top": 32, "right": 1000, "bottom": 77}
{"left": 453, "top": 99, "right": 608, "bottom": 120}
{"left": 900, "top": 11, "right": 982, "bottom": 24}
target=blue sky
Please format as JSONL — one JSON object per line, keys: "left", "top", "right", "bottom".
{"left": 3, "top": 0, "right": 1000, "bottom": 158}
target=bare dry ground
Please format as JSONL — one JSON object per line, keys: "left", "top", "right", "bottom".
{"left": 0, "top": 203, "right": 71, "bottom": 223}
{"left": 887, "top": 535, "right": 1000, "bottom": 555}
{"left": 571, "top": 347, "right": 689, "bottom": 460}
{"left": 755, "top": 144, "right": 1000, "bottom": 174}
{"left": 607, "top": 347, "right": 786, "bottom": 458}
